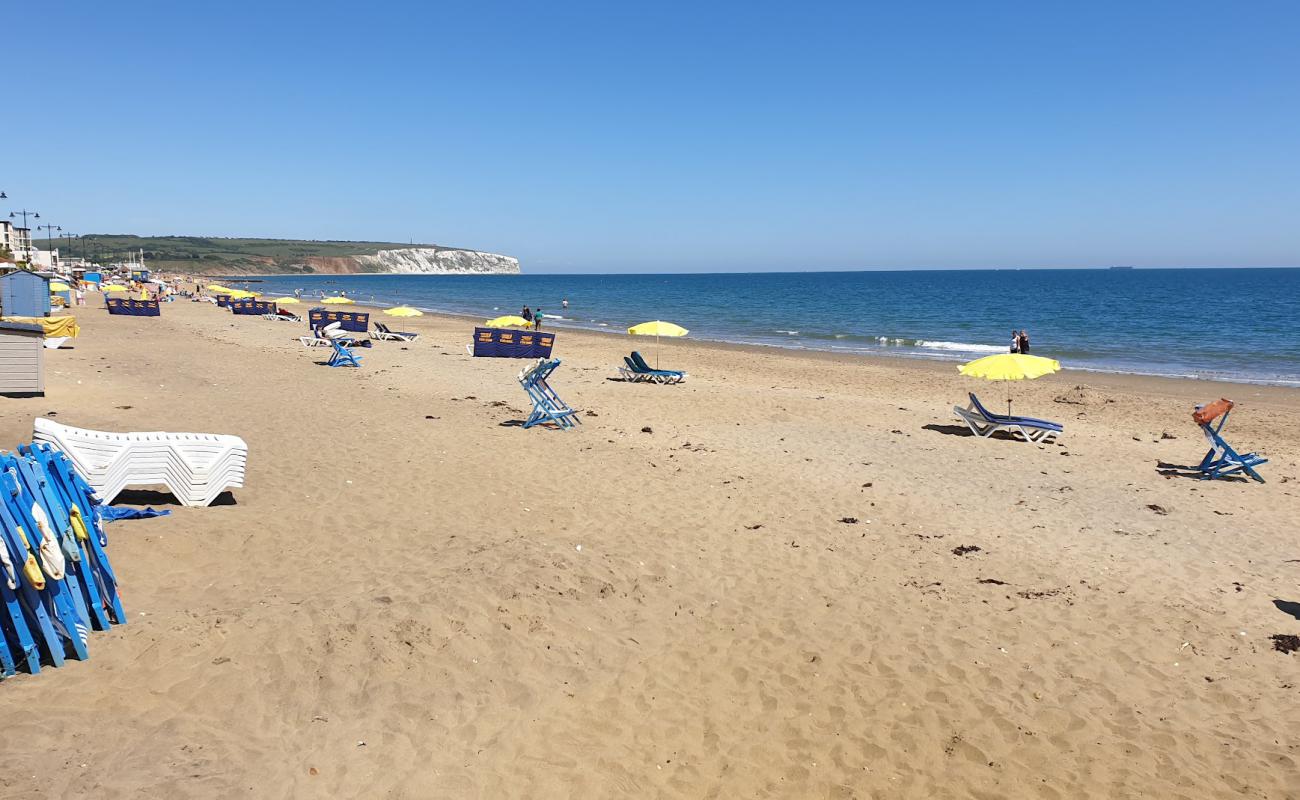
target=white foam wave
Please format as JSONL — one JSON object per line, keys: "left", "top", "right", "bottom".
{"left": 915, "top": 340, "right": 1005, "bottom": 353}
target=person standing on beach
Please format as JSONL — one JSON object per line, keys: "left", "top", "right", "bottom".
{"left": 1018, "top": 330, "right": 1030, "bottom": 354}
{"left": 522, "top": 306, "right": 532, "bottom": 323}
{"left": 534, "top": 308, "right": 544, "bottom": 330}
{"left": 1010, "top": 330, "right": 1020, "bottom": 353}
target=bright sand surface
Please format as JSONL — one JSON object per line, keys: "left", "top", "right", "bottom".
{"left": 1, "top": 295, "right": 1297, "bottom": 799}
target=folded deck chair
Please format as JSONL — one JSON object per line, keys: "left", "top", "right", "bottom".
{"left": 953, "top": 392, "right": 1063, "bottom": 444}
{"left": 629, "top": 351, "right": 687, "bottom": 384}
{"left": 518, "top": 359, "right": 581, "bottom": 430}
{"left": 1193, "top": 399, "right": 1266, "bottom": 482}
{"left": 370, "top": 322, "right": 419, "bottom": 342}
{"left": 328, "top": 339, "right": 362, "bottom": 368}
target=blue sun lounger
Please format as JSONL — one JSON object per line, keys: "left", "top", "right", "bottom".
{"left": 953, "top": 392, "right": 1063, "bottom": 444}
{"left": 1193, "top": 400, "right": 1267, "bottom": 482}
{"left": 328, "top": 339, "right": 362, "bottom": 368}
{"left": 370, "top": 322, "right": 419, "bottom": 342}
{"left": 519, "top": 359, "right": 581, "bottom": 430}
{"left": 621, "top": 351, "right": 686, "bottom": 384}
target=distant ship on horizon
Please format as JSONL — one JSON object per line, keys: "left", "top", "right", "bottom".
{"left": 1109, "top": 265, "right": 1136, "bottom": 270}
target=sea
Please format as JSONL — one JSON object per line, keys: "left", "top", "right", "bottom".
{"left": 239, "top": 268, "right": 1300, "bottom": 386}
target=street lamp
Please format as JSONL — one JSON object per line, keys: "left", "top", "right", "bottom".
{"left": 58, "top": 232, "right": 79, "bottom": 263}
{"left": 35, "top": 223, "right": 62, "bottom": 268}
{"left": 9, "top": 209, "right": 39, "bottom": 264}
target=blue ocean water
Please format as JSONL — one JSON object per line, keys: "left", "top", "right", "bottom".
{"left": 240, "top": 269, "right": 1300, "bottom": 385}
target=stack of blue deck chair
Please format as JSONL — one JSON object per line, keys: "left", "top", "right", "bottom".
{"left": 519, "top": 358, "right": 581, "bottom": 430}
{"left": 0, "top": 444, "right": 126, "bottom": 677}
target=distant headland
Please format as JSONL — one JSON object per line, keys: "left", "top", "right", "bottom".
{"left": 65, "top": 235, "right": 519, "bottom": 276}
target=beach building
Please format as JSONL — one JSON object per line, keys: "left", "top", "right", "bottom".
{"left": 28, "top": 247, "right": 58, "bottom": 270}
{"left": 0, "top": 221, "right": 33, "bottom": 262}
{"left": 0, "top": 269, "right": 53, "bottom": 317}
{"left": 0, "top": 320, "right": 45, "bottom": 396}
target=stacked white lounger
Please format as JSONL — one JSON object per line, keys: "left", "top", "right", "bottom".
{"left": 33, "top": 418, "right": 247, "bottom": 507}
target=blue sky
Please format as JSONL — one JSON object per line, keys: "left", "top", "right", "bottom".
{"left": 4, "top": 1, "right": 1298, "bottom": 272}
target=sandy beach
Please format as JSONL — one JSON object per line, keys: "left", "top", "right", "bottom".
{"left": 0, "top": 295, "right": 1297, "bottom": 799}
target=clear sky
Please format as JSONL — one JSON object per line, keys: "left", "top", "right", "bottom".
{"left": 4, "top": 1, "right": 1298, "bottom": 272}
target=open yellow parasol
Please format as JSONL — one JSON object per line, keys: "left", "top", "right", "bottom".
{"left": 628, "top": 320, "right": 689, "bottom": 368}
{"left": 101, "top": 284, "right": 128, "bottom": 293}
{"left": 322, "top": 296, "right": 355, "bottom": 304}
{"left": 484, "top": 315, "right": 530, "bottom": 328}
{"left": 385, "top": 306, "right": 423, "bottom": 317}
{"left": 958, "top": 353, "right": 1062, "bottom": 416}
{"left": 49, "top": 281, "right": 72, "bottom": 292}
{"left": 272, "top": 297, "right": 300, "bottom": 304}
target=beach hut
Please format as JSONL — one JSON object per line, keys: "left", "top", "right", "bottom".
{"left": 1, "top": 270, "right": 53, "bottom": 317}
{"left": 0, "top": 321, "right": 45, "bottom": 396}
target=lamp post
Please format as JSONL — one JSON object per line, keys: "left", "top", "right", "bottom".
{"left": 9, "top": 209, "right": 39, "bottom": 264}
{"left": 58, "top": 232, "right": 79, "bottom": 264}
{"left": 35, "top": 223, "right": 62, "bottom": 269}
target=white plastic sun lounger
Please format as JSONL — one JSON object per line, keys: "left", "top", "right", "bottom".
{"left": 953, "top": 393, "right": 1063, "bottom": 444}
{"left": 33, "top": 418, "right": 248, "bottom": 507}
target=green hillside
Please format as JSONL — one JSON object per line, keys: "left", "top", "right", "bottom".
{"left": 68, "top": 235, "right": 429, "bottom": 274}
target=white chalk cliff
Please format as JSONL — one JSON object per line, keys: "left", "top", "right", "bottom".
{"left": 356, "top": 247, "right": 519, "bottom": 275}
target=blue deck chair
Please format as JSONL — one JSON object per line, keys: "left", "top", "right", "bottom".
{"left": 23, "top": 446, "right": 124, "bottom": 627}
{"left": 628, "top": 351, "right": 686, "bottom": 384}
{"left": 1194, "top": 400, "right": 1266, "bottom": 482}
{"left": 0, "top": 468, "right": 88, "bottom": 666}
{"left": 519, "top": 359, "right": 581, "bottom": 430}
{"left": 328, "top": 339, "right": 362, "bottom": 368}
{"left": 953, "top": 393, "right": 1063, "bottom": 444}
{"left": 9, "top": 455, "right": 108, "bottom": 633}
{"left": 19, "top": 445, "right": 122, "bottom": 629}
{"left": 0, "top": 497, "right": 64, "bottom": 671}
{"left": 2, "top": 458, "right": 91, "bottom": 662}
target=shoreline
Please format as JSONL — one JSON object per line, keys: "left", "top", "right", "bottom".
{"left": 283, "top": 294, "right": 1300, "bottom": 401}
{"left": 217, "top": 273, "right": 1300, "bottom": 388}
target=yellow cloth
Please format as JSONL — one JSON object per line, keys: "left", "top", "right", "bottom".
{"left": 2, "top": 316, "right": 81, "bottom": 338}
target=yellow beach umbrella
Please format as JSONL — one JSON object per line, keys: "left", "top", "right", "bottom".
{"left": 272, "top": 297, "right": 300, "bottom": 304}
{"left": 206, "top": 284, "right": 233, "bottom": 293}
{"left": 49, "top": 281, "right": 72, "bottom": 292}
{"left": 322, "top": 296, "right": 355, "bottom": 304}
{"left": 384, "top": 306, "right": 423, "bottom": 317}
{"left": 958, "top": 353, "right": 1062, "bottom": 416}
{"left": 101, "top": 284, "right": 128, "bottom": 293}
{"left": 226, "top": 289, "right": 257, "bottom": 299}
{"left": 484, "top": 315, "right": 530, "bottom": 328}
{"left": 627, "top": 320, "right": 689, "bottom": 368}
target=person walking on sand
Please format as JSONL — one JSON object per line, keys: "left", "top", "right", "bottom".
{"left": 534, "top": 308, "right": 544, "bottom": 330}
{"left": 1018, "top": 329, "right": 1030, "bottom": 354}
